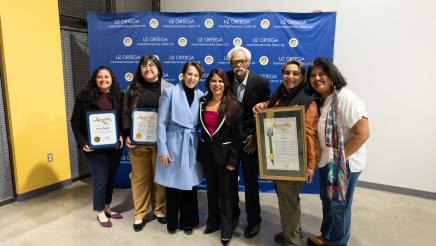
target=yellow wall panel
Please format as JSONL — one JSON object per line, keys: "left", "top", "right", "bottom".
{"left": 0, "top": 0, "right": 71, "bottom": 195}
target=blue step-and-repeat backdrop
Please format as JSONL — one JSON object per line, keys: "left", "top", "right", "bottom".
{"left": 88, "top": 11, "right": 336, "bottom": 193}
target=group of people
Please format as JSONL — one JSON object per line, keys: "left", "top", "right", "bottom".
{"left": 71, "top": 46, "right": 370, "bottom": 246}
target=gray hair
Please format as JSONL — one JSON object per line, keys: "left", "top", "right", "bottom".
{"left": 227, "top": 46, "right": 252, "bottom": 61}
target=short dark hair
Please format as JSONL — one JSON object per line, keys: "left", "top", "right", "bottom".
{"left": 307, "top": 57, "right": 347, "bottom": 92}
{"left": 181, "top": 61, "right": 204, "bottom": 78}
{"left": 281, "top": 60, "right": 306, "bottom": 84}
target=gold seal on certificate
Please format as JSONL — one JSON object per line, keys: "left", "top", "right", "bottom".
{"left": 86, "top": 110, "right": 119, "bottom": 149}
{"left": 131, "top": 108, "right": 158, "bottom": 145}
{"left": 255, "top": 106, "right": 307, "bottom": 181}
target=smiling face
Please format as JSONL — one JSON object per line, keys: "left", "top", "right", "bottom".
{"left": 208, "top": 73, "right": 225, "bottom": 98}
{"left": 183, "top": 65, "right": 200, "bottom": 88}
{"left": 140, "top": 60, "right": 159, "bottom": 83}
{"left": 230, "top": 50, "right": 250, "bottom": 82}
{"left": 309, "top": 66, "right": 333, "bottom": 99}
{"left": 282, "top": 64, "right": 303, "bottom": 91}
{"left": 95, "top": 69, "right": 112, "bottom": 93}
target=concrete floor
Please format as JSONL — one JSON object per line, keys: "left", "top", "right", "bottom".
{"left": 1, "top": 179, "right": 435, "bottom": 246}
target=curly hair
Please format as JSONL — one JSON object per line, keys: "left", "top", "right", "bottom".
{"left": 87, "top": 66, "right": 122, "bottom": 101}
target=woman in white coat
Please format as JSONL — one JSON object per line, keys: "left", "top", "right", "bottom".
{"left": 155, "top": 61, "right": 204, "bottom": 235}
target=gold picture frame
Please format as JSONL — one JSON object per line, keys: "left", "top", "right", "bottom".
{"left": 255, "top": 106, "right": 307, "bottom": 181}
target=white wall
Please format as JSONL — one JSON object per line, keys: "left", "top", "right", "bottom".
{"left": 161, "top": 0, "right": 436, "bottom": 193}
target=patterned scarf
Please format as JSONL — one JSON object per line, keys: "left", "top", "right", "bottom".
{"left": 325, "top": 88, "right": 348, "bottom": 203}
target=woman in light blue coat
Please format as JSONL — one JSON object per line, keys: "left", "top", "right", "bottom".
{"left": 155, "top": 61, "right": 204, "bottom": 235}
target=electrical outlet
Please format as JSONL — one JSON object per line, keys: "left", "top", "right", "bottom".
{"left": 47, "top": 153, "right": 54, "bottom": 163}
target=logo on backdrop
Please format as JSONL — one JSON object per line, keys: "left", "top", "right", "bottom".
{"left": 204, "top": 55, "right": 214, "bottom": 65}
{"left": 87, "top": 11, "right": 337, "bottom": 193}
{"left": 233, "top": 37, "right": 242, "bottom": 46}
{"left": 178, "top": 73, "right": 183, "bottom": 81}
{"left": 149, "top": 18, "right": 159, "bottom": 28}
{"left": 124, "top": 73, "right": 134, "bottom": 82}
{"left": 260, "top": 19, "right": 270, "bottom": 29}
{"left": 204, "top": 18, "right": 214, "bottom": 28}
{"left": 289, "top": 38, "right": 299, "bottom": 48}
{"left": 178, "top": 37, "right": 188, "bottom": 47}
{"left": 123, "top": 37, "right": 133, "bottom": 47}
{"left": 259, "top": 56, "right": 269, "bottom": 65}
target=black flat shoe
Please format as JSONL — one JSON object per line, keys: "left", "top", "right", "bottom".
{"left": 203, "top": 227, "right": 220, "bottom": 234}
{"left": 183, "top": 227, "right": 193, "bottom": 235}
{"left": 244, "top": 224, "right": 260, "bottom": 238}
{"left": 133, "top": 220, "right": 145, "bottom": 232}
{"left": 274, "top": 232, "right": 284, "bottom": 244}
{"left": 221, "top": 238, "right": 231, "bottom": 245}
{"left": 156, "top": 216, "right": 167, "bottom": 224}
{"left": 167, "top": 227, "right": 177, "bottom": 234}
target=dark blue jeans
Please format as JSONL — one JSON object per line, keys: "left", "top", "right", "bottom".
{"left": 319, "top": 164, "right": 361, "bottom": 246}
{"left": 82, "top": 149, "right": 121, "bottom": 211}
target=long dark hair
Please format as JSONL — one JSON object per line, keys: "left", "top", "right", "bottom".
{"left": 127, "top": 55, "right": 163, "bottom": 107}
{"left": 87, "top": 66, "right": 122, "bottom": 100}
{"left": 306, "top": 57, "right": 347, "bottom": 95}
{"left": 204, "top": 69, "right": 239, "bottom": 127}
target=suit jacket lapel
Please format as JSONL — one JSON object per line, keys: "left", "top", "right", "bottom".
{"left": 212, "top": 111, "right": 226, "bottom": 137}
{"left": 199, "top": 101, "right": 226, "bottom": 138}
{"left": 171, "top": 83, "right": 193, "bottom": 127}
{"left": 242, "top": 72, "right": 255, "bottom": 106}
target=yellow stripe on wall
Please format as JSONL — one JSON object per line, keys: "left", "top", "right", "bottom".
{"left": 0, "top": 0, "right": 71, "bottom": 195}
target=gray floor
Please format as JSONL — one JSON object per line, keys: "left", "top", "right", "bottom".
{"left": 1, "top": 179, "right": 435, "bottom": 246}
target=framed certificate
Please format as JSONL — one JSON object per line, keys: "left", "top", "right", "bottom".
{"left": 255, "top": 106, "right": 307, "bottom": 181}
{"left": 86, "top": 110, "right": 119, "bottom": 149}
{"left": 131, "top": 108, "right": 158, "bottom": 145}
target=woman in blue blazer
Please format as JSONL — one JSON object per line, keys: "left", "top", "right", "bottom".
{"left": 197, "top": 69, "right": 243, "bottom": 245}
{"left": 155, "top": 61, "right": 204, "bottom": 235}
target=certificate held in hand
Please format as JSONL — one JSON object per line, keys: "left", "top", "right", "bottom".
{"left": 131, "top": 108, "right": 158, "bottom": 145}
{"left": 255, "top": 106, "right": 307, "bottom": 181}
{"left": 86, "top": 110, "right": 119, "bottom": 149}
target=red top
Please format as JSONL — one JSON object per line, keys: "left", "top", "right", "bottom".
{"left": 97, "top": 93, "right": 112, "bottom": 110}
{"left": 204, "top": 111, "right": 219, "bottom": 135}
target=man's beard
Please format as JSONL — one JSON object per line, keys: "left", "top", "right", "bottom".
{"left": 233, "top": 67, "right": 247, "bottom": 80}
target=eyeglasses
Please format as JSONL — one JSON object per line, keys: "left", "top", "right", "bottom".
{"left": 230, "top": 59, "right": 248, "bottom": 66}
{"left": 141, "top": 63, "right": 156, "bottom": 69}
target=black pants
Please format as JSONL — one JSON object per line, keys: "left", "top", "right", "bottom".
{"left": 82, "top": 149, "right": 121, "bottom": 211}
{"left": 234, "top": 150, "right": 261, "bottom": 226}
{"left": 166, "top": 187, "right": 199, "bottom": 231}
{"left": 205, "top": 164, "right": 237, "bottom": 239}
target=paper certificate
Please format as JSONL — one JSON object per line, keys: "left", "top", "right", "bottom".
{"left": 131, "top": 108, "right": 158, "bottom": 145}
{"left": 86, "top": 110, "right": 118, "bottom": 149}
{"left": 255, "top": 106, "right": 307, "bottom": 181}
{"left": 263, "top": 117, "right": 300, "bottom": 171}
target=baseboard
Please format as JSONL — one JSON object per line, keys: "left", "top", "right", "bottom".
{"left": 16, "top": 179, "right": 72, "bottom": 201}
{"left": 71, "top": 173, "right": 91, "bottom": 182}
{"left": 0, "top": 197, "right": 15, "bottom": 206}
{"left": 358, "top": 181, "right": 436, "bottom": 200}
